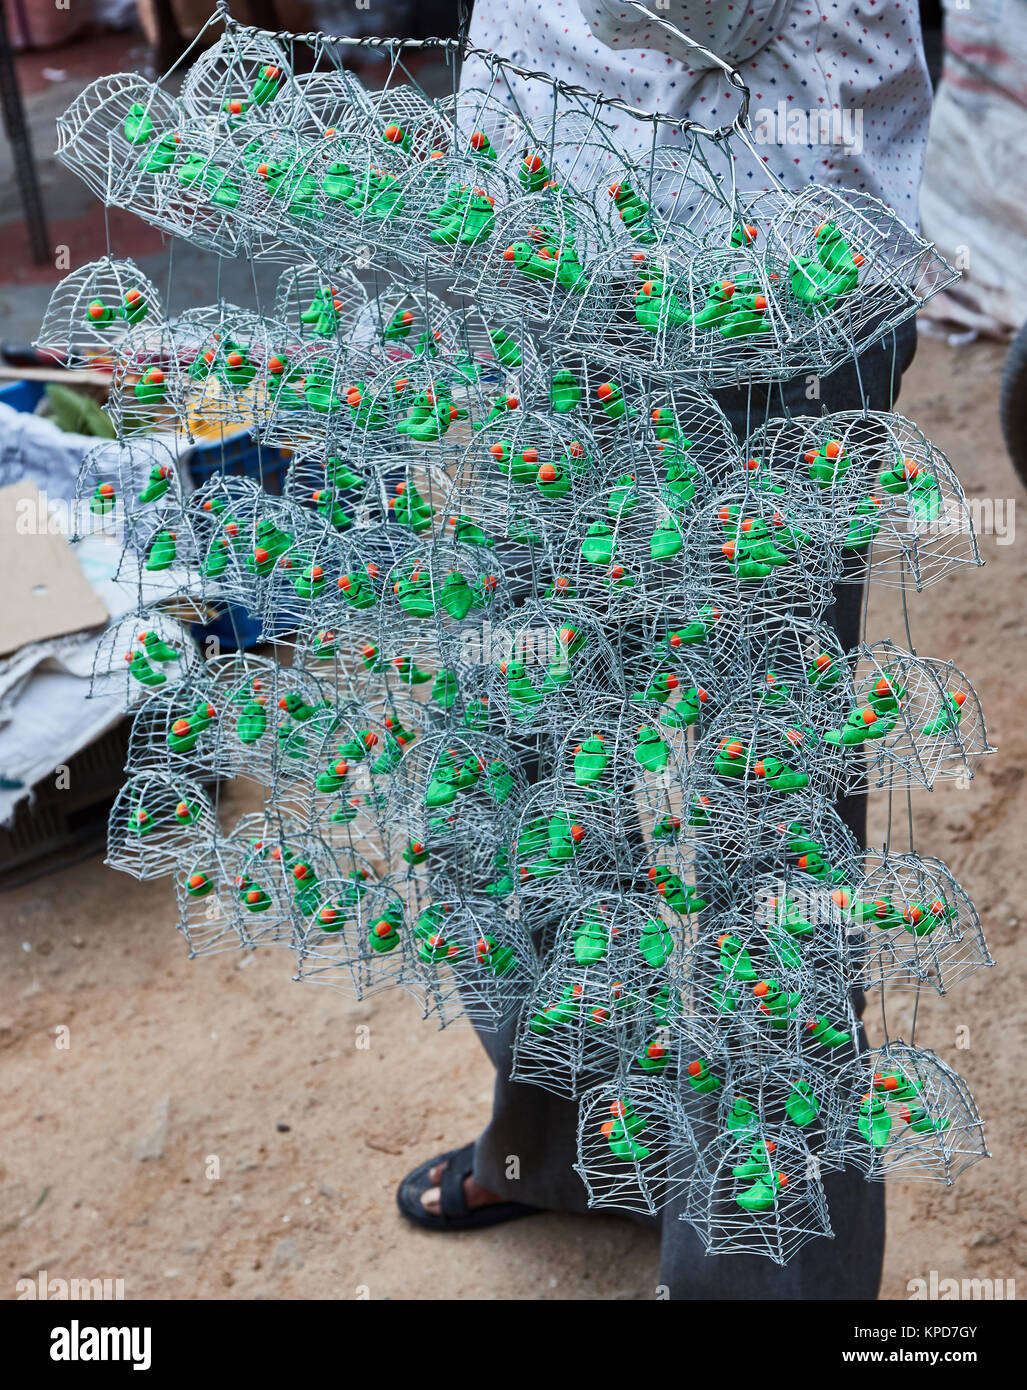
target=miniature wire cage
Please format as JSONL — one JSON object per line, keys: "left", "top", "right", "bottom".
{"left": 458, "top": 187, "right": 612, "bottom": 335}
{"left": 345, "top": 142, "right": 523, "bottom": 275}
{"left": 107, "top": 503, "right": 201, "bottom": 604}
{"left": 293, "top": 872, "right": 416, "bottom": 999}
{"left": 249, "top": 334, "right": 348, "bottom": 451}
{"left": 282, "top": 522, "right": 409, "bottom": 648}
{"left": 444, "top": 410, "right": 603, "bottom": 563}
{"left": 186, "top": 474, "right": 278, "bottom": 609}
{"left": 714, "top": 1055, "right": 852, "bottom": 1171}
{"left": 140, "top": 120, "right": 250, "bottom": 257}
{"left": 746, "top": 410, "right": 983, "bottom": 588}
{"left": 105, "top": 319, "right": 198, "bottom": 440}
{"left": 291, "top": 696, "right": 399, "bottom": 837}
{"left": 245, "top": 512, "right": 360, "bottom": 634}
{"left": 518, "top": 107, "right": 626, "bottom": 196}
{"left": 512, "top": 892, "right": 682, "bottom": 1099}
{"left": 595, "top": 143, "right": 740, "bottom": 254}
{"left": 376, "top": 537, "right": 512, "bottom": 668}
{"left": 281, "top": 443, "right": 374, "bottom": 523}
{"left": 469, "top": 600, "right": 623, "bottom": 735}
{"left": 509, "top": 780, "right": 642, "bottom": 928}
{"left": 185, "top": 490, "right": 315, "bottom": 630}
{"left": 673, "top": 914, "right": 860, "bottom": 1073}
{"left": 107, "top": 771, "right": 217, "bottom": 879}
{"left": 572, "top": 225, "right": 800, "bottom": 387}
{"left": 174, "top": 836, "right": 255, "bottom": 957}
{"left": 407, "top": 894, "right": 539, "bottom": 1030}
{"left": 682, "top": 1127, "right": 834, "bottom": 1265}
{"left": 436, "top": 86, "right": 533, "bottom": 179}
{"left": 219, "top": 812, "right": 369, "bottom": 951}
{"left": 177, "top": 26, "right": 294, "bottom": 125}
{"left": 683, "top": 484, "right": 841, "bottom": 622}
{"left": 575, "top": 1079, "right": 698, "bottom": 1216}
{"left": 635, "top": 237, "right": 805, "bottom": 389}
{"left": 273, "top": 263, "right": 368, "bottom": 344}
{"left": 837, "top": 1043, "right": 989, "bottom": 1183}
{"left": 125, "top": 681, "right": 224, "bottom": 782}
{"left": 847, "top": 642, "right": 992, "bottom": 790}
{"left": 89, "top": 607, "right": 199, "bottom": 705}
{"left": 173, "top": 303, "right": 278, "bottom": 431}
{"left": 672, "top": 702, "right": 849, "bottom": 859}
{"left": 704, "top": 613, "right": 855, "bottom": 731}
{"left": 541, "top": 450, "right": 717, "bottom": 624}
{"left": 347, "top": 287, "right": 460, "bottom": 364}
{"left": 176, "top": 120, "right": 350, "bottom": 264}
{"left": 338, "top": 351, "right": 489, "bottom": 472}
{"left": 35, "top": 258, "right": 166, "bottom": 370}
{"left": 196, "top": 652, "right": 328, "bottom": 785}
{"left": 626, "top": 377, "right": 742, "bottom": 480}
{"left": 54, "top": 73, "right": 185, "bottom": 216}
{"left": 764, "top": 185, "right": 959, "bottom": 378}
{"left": 391, "top": 729, "right": 529, "bottom": 890}
{"left": 543, "top": 696, "right": 695, "bottom": 842}
{"left": 841, "top": 852, "right": 993, "bottom": 995}
{"left": 288, "top": 68, "right": 374, "bottom": 145}
{"left": 72, "top": 437, "right": 184, "bottom": 546}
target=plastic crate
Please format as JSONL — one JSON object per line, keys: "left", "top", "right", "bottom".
{"left": 184, "top": 431, "right": 290, "bottom": 495}
{"left": 183, "top": 433, "right": 293, "bottom": 651}
{"left": 196, "top": 604, "right": 265, "bottom": 653}
{"left": 0, "top": 719, "right": 131, "bottom": 890}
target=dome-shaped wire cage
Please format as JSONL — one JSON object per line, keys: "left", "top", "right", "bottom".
{"left": 575, "top": 1078, "right": 698, "bottom": 1216}
{"left": 178, "top": 28, "right": 294, "bottom": 124}
{"left": 36, "top": 258, "right": 166, "bottom": 370}
{"left": 683, "top": 1127, "right": 833, "bottom": 1265}
{"left": 72, "top": 437, "right": 183, "bottom": 545}
{"left": 107, "top": 771, "right": 217, "bottom": 880}
{"left": 840, "top": 851, "right": 993, "bottom": 995}
{"left": 90, "top": 606, "right": 199, "bottom": 706}
{"left": 457, "top": 187, "right": 614, "bottom": 335}
{"left": 835, "top": 1042, "right": 989, "bottom": 1183}
{"left": 747, "top": 410, "right": 983, "bottom": 589}
{"left": 54, "top": 73, "right": 184, "bottom": 217}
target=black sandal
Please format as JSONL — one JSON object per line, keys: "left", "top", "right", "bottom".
{"left": 396, "top": 1142, "right": 542, "bottom": 1232}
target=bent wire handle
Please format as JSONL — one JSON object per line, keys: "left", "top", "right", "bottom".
{"left": 217, "top": 0, "right": 751, "bottom": 141}
{"left": 457, "top": 0, "right": 750, "bottom": 140}
{"left": 617, "top": 0, "right": 751, "bottom": 136}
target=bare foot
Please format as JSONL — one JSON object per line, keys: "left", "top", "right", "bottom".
{"left": 420, "top": 1159, "right": 505, "bottom": 1216}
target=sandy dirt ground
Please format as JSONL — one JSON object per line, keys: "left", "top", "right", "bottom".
{"left": 1, "top": 335, "right": 1024, "bottom": 1301}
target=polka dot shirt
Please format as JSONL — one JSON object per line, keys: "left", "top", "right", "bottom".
{"left": 460, "top": 1, "right": 931, "bottom": 222}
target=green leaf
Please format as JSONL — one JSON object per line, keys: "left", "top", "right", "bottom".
{"left": 44, "top": 383, "right": 116, "bottom": 439}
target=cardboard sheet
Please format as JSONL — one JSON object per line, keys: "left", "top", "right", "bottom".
{"left": 0, "top": 481, "right": 109, "bottom": 655}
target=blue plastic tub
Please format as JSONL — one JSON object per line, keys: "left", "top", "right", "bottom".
{"left": 184, "top": 431, "right": 290, "bottom": 495}
{"left": 183, "top": 432, "right": 293, "bottom": 651}
{"left": 0, "top": 379, "right": 47, "bottom": 414}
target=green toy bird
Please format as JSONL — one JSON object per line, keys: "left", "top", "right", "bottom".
{"left": 573, "top": 735, "right": 608, "bottom": 786}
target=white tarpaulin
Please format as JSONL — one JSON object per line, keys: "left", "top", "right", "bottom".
{"left": 920, "top": 0, "right": 1027, "bottom": 336}
{"left": 0, "top": 403, "right": 194, "bottom": 824}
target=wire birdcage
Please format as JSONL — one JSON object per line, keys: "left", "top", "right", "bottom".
{"left": 36, "top": 257, "right": 165, "bottom": 370}
{"left": 836, "top": 1043, "right": 989, "bottom": 1183}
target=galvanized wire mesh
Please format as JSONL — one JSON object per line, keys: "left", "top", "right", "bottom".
{"left": 47, "top": 4, "right": 989, "bottom": 1262}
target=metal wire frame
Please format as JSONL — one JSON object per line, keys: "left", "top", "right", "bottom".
{"left": 41, "top": 0, "right": 996, "bottom": 1257}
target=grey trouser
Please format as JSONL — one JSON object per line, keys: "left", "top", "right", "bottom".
{"left": 471, "top": 321, "right": 918, "bottom": 1299}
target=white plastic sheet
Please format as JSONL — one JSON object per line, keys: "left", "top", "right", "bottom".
{"left": 920, "top": 0, "right": 1027, "bottom": 336}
